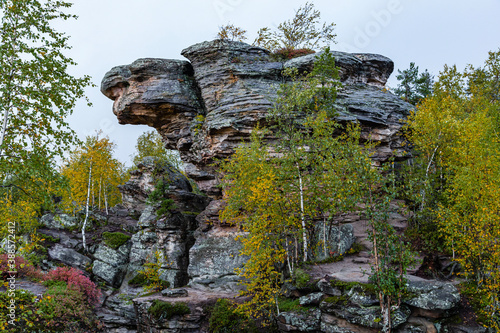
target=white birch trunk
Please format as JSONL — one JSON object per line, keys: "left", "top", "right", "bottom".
{"left": 296, "top": 163, "right": 308, "bottom": 262}
{"left": 82, "top": 161, "right": 93, "bottom": 251}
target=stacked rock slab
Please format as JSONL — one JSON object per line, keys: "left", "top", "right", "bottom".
{"left": 101, "top": 40, "right": 413, "bottom": 197}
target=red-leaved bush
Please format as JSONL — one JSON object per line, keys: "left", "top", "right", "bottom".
{"left": 272, "top": 47, "right": 316, "bottom": 60}
{"left": 44, "top": 266, "right": 101, "bottom": 305}
{"left": 0, "top": 254, "right": 43, "bottom": 281}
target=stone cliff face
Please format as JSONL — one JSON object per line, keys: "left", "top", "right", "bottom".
{"left": 101, "top": 40, "right": 413, "bottom": 196}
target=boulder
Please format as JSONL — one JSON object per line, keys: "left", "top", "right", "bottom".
{"left": 40, "top": 213, "right": 79, "bottom": 230}
{"left": 187, "top": 228, "right": 248, "bottom": 291}
{"left": 405, "top": 281, "right": 461, "bottom": 311}
{"left": 92, "top": 244, "right": 131, "bottom": 287}
{"left": 277, "top": 309, "right": 322, "bottom": 332}
{"left": 48, "top": 244, "right": 91, "bottom": 270}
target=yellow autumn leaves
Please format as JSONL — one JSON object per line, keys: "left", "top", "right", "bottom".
{"left": 407, "top": 49, "right": 500, "bottom": 329}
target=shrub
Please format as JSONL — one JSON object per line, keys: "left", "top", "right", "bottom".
{"left": 0, "top": 254, "right": 43, "bottom": 281}
{"left": 271, "top": 48, "right": 315, "bottom": 61}
{"left": 136, "top": 250, "right": 170, "bottom": 292}
{"left": 37, "top": 282, "right": 99, "bottom": 331}
{"left": 148, "top": 178, "right": 177, "bottom": 218}
{"left": 43, "top": 266, "right": 101, "bottom": 305}
{"left": 102, "top": 231, "right": 131, "bottom": 249}
{"left": 129, "top": 271, "right": 170, "bottom": 290}
{"left": 209, "top": 299, "right": 257, "bottom": 333}
{"left": 148, "top": 300, "right": 190, "bottom": 320}
{"left": 292, "top": 268, "right": 311, "bottom": 288}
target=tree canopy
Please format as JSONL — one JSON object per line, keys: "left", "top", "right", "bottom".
{"left": 406, "top": 49, "right": 500, "bottom": 329}
{"left": 0, "top": 0, "right": 92, "bottom": 237}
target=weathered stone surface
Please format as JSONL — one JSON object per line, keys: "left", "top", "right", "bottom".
{"left": 313, "top": 223, "right": 355, "bottom": 261}
{"left": 405, "top": 281, "right": 460, "bottom": 311}
{"left": 93, "top": 260, "right": 126, "bottom": 288}
{"left": 187, "top": 227, "right": 248, "bottom": 290}
{"left": 40, "top": 213, "right": 79, "bottom": 230}
{"left": 277, "top": 309, "right": 322, "bottom": 332}
{"left": 101, "top": 58, "right": 203, "bottom": 153}
{"left": 92, "top": 244, "right": 131, "bottom": 287}
{"left": 395, "top": 317, "right": 437, "bottom": 333}
{"left": 320, "top": 313, "right": 378, "bottom": 333}
{"left": 317, "top": 279, "right": 341, "bottom": 296}
{"left": 102, "top": 40, "right": 414, "bottom": 196}
{"left": 299, "top": 292, "right": 325, "bottom": 306}
{"left": 161, "top": 288, "right": 188, "bottom": 298}
{"left": 48, "top": 244, "right": 91, "bottom": 270}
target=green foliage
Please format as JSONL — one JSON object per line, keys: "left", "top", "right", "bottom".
{"left": 131, "top": 130, "right": 181, "bottom": 170}
{"left": 347, "top": 242, "right": 364, "bottom": 255}
{"left": 148, "top": 178, "right": 177, "bottom": 218}
{"left": 0, "top": 283, "right": 100, "bottom": 332}
{"left": 136, "top": 250, "right": 170, "bottom": 292}
{"left": 221, "top": 49, "right": 373, "bottom": 320}
{"left": 364, "top": 161, "right": 417, "bottom": 333}
{"left": 277, "top": 298, "right": 305, "bottom": 313}
{"left": 209, "top": 299, "right": 258, "bottom": 333}
{"left": 393, "top": 62, "right": 434, "bottom": 105}
{"left": 102, "top": 231, "right": 131, "bottom": 250}
{"left": 0, "top": 0, "right": 92, "bottom": 239}
{"left": 148, "top": 300, "right": 190, "bottom": 321}
{"left": 292, "top": 268, "right": 311, "bottom": 289}
{"left": 253, "top": 2, "right": 336, "bottom": 51}
{"left": 406, "top": 49, "right": 500, "bottom": 330}
{"left": 323, "top": 295, "right": 349, "bottom": 306}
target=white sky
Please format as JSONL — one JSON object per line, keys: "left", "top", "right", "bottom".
{"left": 57, "top": 0, "right": 500, "bottom": 166}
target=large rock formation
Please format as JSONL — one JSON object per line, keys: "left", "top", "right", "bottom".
{"left": 101, "top": 40, "right": 413, "bottom": 196}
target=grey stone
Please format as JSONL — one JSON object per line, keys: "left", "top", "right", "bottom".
{"left": 405, "top": 281, "right": 460, "bottom": 311}
{"left": 137, "top": 205, "right": 156, "bottom": 228}
{"left": 299, "top": 292, "right": 324, "bottom": 306}
{"left": 102, "top": 40, "right": 413, "bottom": 195}
{"left": 93, "top": 260, "right": 126, "bottom": 287}
{"left": 40, "top": 213, "right": 79, "bottom": 230}
{"left": 347, "top": 286, "right": 379, "bottom": 307}
{"left": 94, "top": 244, "right": 129, "bottom": 266}
{"left": 313, "top": 224, "right": 355, "bottom": 261}
{"left": 161, "top": 288, "right": 188, "bottom": 298}
{"left": 277, "top": 309, "right": 322, "bottom": 332}
{"left": 48, "top": 244, "right": 91, "bottom": 270}
{"left": 188, "top": 229, "right": 249, "bottom": 280}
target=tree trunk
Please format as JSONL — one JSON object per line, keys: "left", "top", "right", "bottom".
{"left": 297, "top": 163, "right": 308, "bottom": 262}
{"left": 82, "top": 161, "right": 92, "bottom": 251}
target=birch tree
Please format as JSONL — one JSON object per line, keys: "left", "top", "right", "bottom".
{"left": 0, "top": 0, "right": 92, "bottom": 237}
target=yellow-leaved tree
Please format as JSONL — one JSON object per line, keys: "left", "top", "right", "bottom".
{"left": 62, "top": 133, "right": 127, "bottom": 214}
{"left": 407, "top": 49, "right": 500, "bottom": 329}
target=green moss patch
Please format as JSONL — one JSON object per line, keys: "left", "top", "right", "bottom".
{"left": 148, "top": 300, "right": 190, "bottom": 320}
{"left": 102, "top": 232, "right": 131, "bottom": 249}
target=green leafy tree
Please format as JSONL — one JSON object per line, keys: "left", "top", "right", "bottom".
{"left": 406, "top": 49, "right": 500, "bottom": 330}
{"left": 0, "top": 0, "right": 92, "bottom": 238}
{"left": 221, "top": 49, "right": 370, "bottom": 319}
{"left": 131, "top": 130, "right": 182, "bottom": 170}
{"left": 253, "top": 2, "right": 336, "bottom": 52}
{"left": 394, "top": 62, "right": 434, "bottom": 105}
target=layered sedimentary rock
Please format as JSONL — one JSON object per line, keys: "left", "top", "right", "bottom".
{"left": 101, "top": 40, "right": 413, "bottom": 196}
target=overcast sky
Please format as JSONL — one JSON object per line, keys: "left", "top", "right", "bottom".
{"left": 57, "top": 0, "right": 500, "bottom": 166}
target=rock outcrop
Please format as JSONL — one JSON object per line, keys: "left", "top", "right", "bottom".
{"left": 101, "top": 40, "right": 413, "bottom": 196}
{"left": 28, "top": 39, "right": 478, "bottom": 332}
